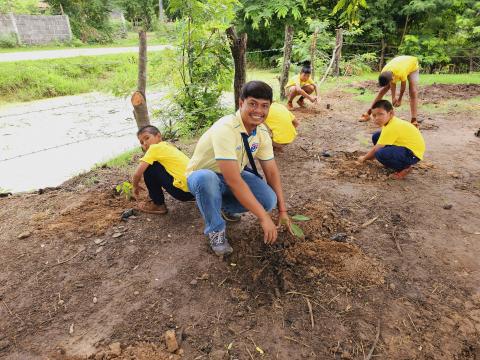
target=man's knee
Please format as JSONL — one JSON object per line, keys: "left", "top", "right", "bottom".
{"left": 302, "top": 84, "right": 314, "bottom": 94}
{"left": 187, "top": 170, "right": 220, "bottom": 195}
{"left": 261, "top": 187, "right": 277, "bottom": 212}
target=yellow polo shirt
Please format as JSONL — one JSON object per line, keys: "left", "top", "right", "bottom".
{"left": 382, "top": 56, "right": 419, "bottom": 83}
{"left": 186, "top": 111, "right": 274, "bottom": 175}
{"left": 140, "top": 142, "right": 190, "bottom": 192}
{"left": 377, "top": 116, "right": 425, "bottom": 160}
{"left": 264, "top": 102, "right": 297, "bottom": 144}
{"left": 285, "top": 74, "right": 315, "bottom": 89}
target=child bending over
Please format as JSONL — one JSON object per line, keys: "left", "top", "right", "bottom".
{"left": 285, "top": 61, "right": 318, "bottom": 110}
{"left": 264, "top": 102, "right": 299, "bottom": 151}
{"left": 357, "top": 100, "right": 425, "bottom": 180}
{"left": 133, "top": 125, "right": 194, "bottom": 214}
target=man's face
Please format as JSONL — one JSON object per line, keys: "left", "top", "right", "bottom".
{"left": 239, "top": 97, "right": 271, "bottom": 130}
{"left": 372, "top": 107, "right": 394, "bottom": 127}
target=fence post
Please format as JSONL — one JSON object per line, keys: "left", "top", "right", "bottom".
{"left": 469, "top": 54, "right": 474, "bottom": 73}
{"left": 310, "top": 27, "right": 319, "bottom": 80}
{"left": 279, "top": 24, "right": 294, "bottom": 100}
{"left": 8, "top": 13, "right": 21, "bottom": 45}
{"left": 333, "top": 28, "right": 343, "bottom": 77}
{"left": 379, "top": 38, "right": 386, "bottom": 71}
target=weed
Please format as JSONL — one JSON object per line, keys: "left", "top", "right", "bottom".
{"left": 116, "top": 181, "right": 133, "bottom": 200}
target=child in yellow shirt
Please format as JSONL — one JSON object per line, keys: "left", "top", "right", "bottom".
{"left": 285, "top": 61, "right": 318, "bottom": 110}
{"left": 357, "top": 100, "right": 425, "bottom": 180}
{"left": 132, "top": 125, "right": 194, "bottom": 214}
{"left": 360, "top": 56, "right": 420, "bottom": 127}
{"left": 264, "top": 102, "right": 299, "bottom": 149}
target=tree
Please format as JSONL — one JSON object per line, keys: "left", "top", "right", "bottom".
{"left": 226, "top": 26, "right": 248, "bottom": 110}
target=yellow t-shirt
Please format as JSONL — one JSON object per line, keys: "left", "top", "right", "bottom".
{"left": 140, "top": 142, "right": 190, "bottom": 192}
{"left": 186, "top": 111, "right": 274, "bottom": 175}
{"left": 382, "top": 56, "right": 419, "bottom": 83}
{"left": 285, "top": 74, "right": 315, "bottom": 89}
{"left": 264, "top": 102, "right": 297, "bottom": 144}
{"left": 377, "top": 116, "right": 425, "bottom": 160}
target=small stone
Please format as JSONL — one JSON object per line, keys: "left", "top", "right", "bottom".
{"left": 165, "top": 330, "right": 178, "bottom": 353}
{"left": 93, "top": 296, "right": 98, "bottom": 304}
{"left": 389, "top": 283, "right": 396, "bottom": 291}
{"left": 96, "top": 246, "right": 104, "bottom": 254}
{"left": 447, "top": 171, "right": 460, "bottom": 179}
{"left": 209, "top": 349, "right": 228, "bottom": 360}
{"left": 69, "top": 323, "right": 74, "bottom": 335}
{"left": 94, "top": 351, "right": 105, "bottom": 360}
{"left": 443, "top": 204, "right": 453, "bottom": 210}
{"left": 190, "top": 279, "right": 198, "bottom": 285}
{"left": 109, "top": 342, "right": 122, "bottom": 356}
{"left": 18, "top": 231, "right": 31, "bottom": 239}
{"left": 120, "top": 209, "right": 135, "bottom": 220}
{"left": 176, "top": 348, "right": 184, "bottom": 356}
{"left": 321, "top": 150, "right": 332, "bottom": 157}
{"left": 330, "top": 233, "right": 348, "bottom": 242}
{"left": 76, "top": 283, "right": 84, "bottom": 288}
{"left": 134, "top": 291, "right": 139, "bottom": 295}
{"left": 58, "top": 299, "right": 64, "bottom": 305}
{"left": 112, "top": 233, "right": 123, "bottom": 238}
{"left": 94, "top": 238, "right": 103, "bottom": 245}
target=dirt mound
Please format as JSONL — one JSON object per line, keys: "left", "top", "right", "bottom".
{"left": 321, "top": 151, "right": 390, "bottom": 181}
{"left": 354, "top": 81, "right": 480, "bottom": 103}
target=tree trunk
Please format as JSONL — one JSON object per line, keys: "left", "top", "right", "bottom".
{"left": 159, "top": 0, "right": 165, "bottom": 22}
{"left": 226, "top": 27, "right": 247, "bottom": 110}
{"left": 469, "top": 54, "right": 474, "bottom": 73}
{"left": 279, "top": 24, "right": 294, "bottom": 100}
{"left": 400, "top": 14, "right": 409, "bottom": 46}
{"left": 333, "top": 28, "right": 343, "bottom": 77}
{"left": 310, "top": 27, "right": 319, "bottom": 80}
{"left": 132, "top": 30, "right": 150, "bottom": 129}
{"left": 379, "top": 38, "right": 386, "bottom": 71}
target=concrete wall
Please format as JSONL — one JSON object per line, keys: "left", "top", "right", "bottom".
{"left": 0, "top": 14, "right": 72, "bottom": 45}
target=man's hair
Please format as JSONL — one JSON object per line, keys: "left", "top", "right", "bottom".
{"left": 378, "top": 71, "right": 392, "bottom": 87}
{"left": 372, "top": 99, "right": 393, "bottom": 112}
{"left": 301, "top": 60, "right": 312, "bottom": 74}
{"left": 137, "top": 125, "right": 161, "bottom": 137}
{"left": 240, "top": 81, "right": 273, "bottom": 102}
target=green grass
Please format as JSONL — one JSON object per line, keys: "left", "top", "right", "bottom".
{"left": 0, "top": 49, "right": 175, "bottom": 104}
{"left": 0, "top": 32, "right": 168, "bottom": 53}
{"left": 97, "top": 147, "right": 142, "bottom": 169}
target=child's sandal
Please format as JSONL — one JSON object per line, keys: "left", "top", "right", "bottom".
{"left": 390, "top": 166, "right": 412, "bottom": 180}
{"left": 359, "top": 112, "right": 371, "bottom": 122}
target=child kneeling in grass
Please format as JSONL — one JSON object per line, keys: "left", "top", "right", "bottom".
{"left": 357, "top": 100, "right": 425, "bottom": 180}
{"left": 132, "top": 125, "right": 194, "bottom": 214}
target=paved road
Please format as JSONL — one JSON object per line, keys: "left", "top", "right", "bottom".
{"left": 0, "top": 92, "right": 166, "bottom": 193}
{"left": 0, "top": 45, "right": 172, "bottom": 62}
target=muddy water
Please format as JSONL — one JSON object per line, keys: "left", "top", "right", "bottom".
{"left": 0, "top": 92, "right": 166, "bottom": 193}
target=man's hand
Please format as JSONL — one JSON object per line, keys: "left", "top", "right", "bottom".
{"left": 393, "top": 98, "right": 402, "bottom": 107}
{"left": 133, "top": 183, "right": 145, "bottom": 197}
{"left": 309, "top": 95, "right": 318, "bottom": 103}
{"left": 357, "top": 155, "right": 366, "bottom": 164}
{"left": 260, "top": 215, "right": 278, "bottom": 245}
{"left": 277, "top": 211, "right": 293, "bottom": 236}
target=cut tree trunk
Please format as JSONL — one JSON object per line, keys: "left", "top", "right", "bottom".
{"left": 279, "top": 24, "right": 294, "bottom": 100}
{"left": 226, "top": 26, "right": 247, "bottom": 110}
{"left": 132, "top": 30, "right": 150, "bottom": 129}
{"left": 379, "top": 38, "right": 386, "bottom": 71}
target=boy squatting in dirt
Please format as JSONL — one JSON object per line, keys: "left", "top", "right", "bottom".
{"left": 285, "top": 61, "right": 319, "bottom": 110}
{"left": 357, "top": 99, "right": 426, "bottom": 180}
{"left": 132, "top": 125, "right": 194, "bottom": 214}
{"left": 186, "top": 81, "right": 293, "bottom": 256}
{"left": 263, "top": 102, "right": 299, "bottom": 151}
{"left": 360, "top": 55, "right": 420, "bottom": 127}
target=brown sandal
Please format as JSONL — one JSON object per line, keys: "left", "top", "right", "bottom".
{"left": 359, "top": 112, "right": 371, "bottom": 122}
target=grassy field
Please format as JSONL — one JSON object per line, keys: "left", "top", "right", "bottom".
{"left": 0, "top": 49, "right": 175, "bottom": 104}
{"left": 0, "top": 32, "right": 169, "bottom": 54}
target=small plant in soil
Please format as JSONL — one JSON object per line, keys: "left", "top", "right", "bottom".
{"left": 289, "top": 214, "right": 311, "bottom": 238}
{"left": 115, "top": 181, "right": 133, "bottom": 200}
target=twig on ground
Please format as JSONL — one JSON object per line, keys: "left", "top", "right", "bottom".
{"left": 2, "top": 300, "right": 24, "bottom": 323}
{"left": 391, "top": 228, "right": 403, "bottom": 255}
{"left": 284, "top": 336, "right": 311, "bottom": 348}
{"left": 361, "top": 216, "right": 379, "bottom": 228}
{"left": 286, "top": 291, "right": 313, "bottom": 298}
{"left": 51, "top": 246, "right": 86, "bottom": 267}
{"left": 306, "top": 298, "right": 314, "bottom": 329}
{"left": 299, "top": 146, "right": 309, "bottom": 154}
{"left": 328, "top": 293, "right": 340, "bottom": 305}
{"left": 365, "top": 320, "right": 381, "bottom": 360}
{"left": 408, "top": 313, "right": 419, "bottom": 333}
{"left": 245, "top": 345, "right": 255, "bottom": 360}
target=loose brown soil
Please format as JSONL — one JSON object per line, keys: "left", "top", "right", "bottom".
{"left": 1, "top": 84, "right": 479, "bottom": 360}
{"left": 355, "top": 81, "right": 480, "bottom": 103}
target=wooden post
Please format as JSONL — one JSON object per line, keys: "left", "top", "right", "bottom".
{"left": 159, "top": 0, "right": 165, "bottom": 22}
{"left": 226, "top": 27, "right": 247, "bottom": 110}
{"left": 279, "top": 24, "right": 294, "bottom": 100}
{"left": 310, "top": 27, "right": 319, "bottom": 80}
{"left": 469, "top": 53, "right": 474, "bottom": 73}
{"left": 132, "top": 30, "right": 150, "bottom": 129}
{"left": 333, "top": 28, "right": 343, "bottom": 77}
{"left": 379, "top": 38, "right": 386, "bottom": 71}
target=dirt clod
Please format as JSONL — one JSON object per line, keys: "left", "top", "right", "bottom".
{"left": 108, "top": 342, "right": 122, "bottom": 357}
{"left": 165, "top": 330, "right": 178, "bottom": 353}
{"left": 17, "top": 231, "right": 31, "bottom": 239}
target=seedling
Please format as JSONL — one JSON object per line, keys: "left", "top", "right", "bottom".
{"left": 290, "top": 214, "right": 311, "bottom": 238}
{"left": 116, "top": 181, "right": 133, "bottom": 200}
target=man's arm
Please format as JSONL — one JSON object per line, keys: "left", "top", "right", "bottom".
{"left": 394, "top": 81, "right": 406, "bottom": 107}
{"left": 367, "top": 85, "right": 390, "bottom": 112}
{"left": 217, "top": 160, "right": 277, "bottom": 244}
{"left": 259, "top": 159, "right": 292, "bottom": 232}
{"left": 132, "top": 161, "right": 149, "bottom": 196}
{"left": 390, "top": 82, "right": 397, "bottom": 103}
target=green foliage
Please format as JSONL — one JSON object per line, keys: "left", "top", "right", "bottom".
{"left": 291, "top": 223, "right": 304, "bottom": 238}
{"left": 243, "top": 0, "right": 306, "bottom": 29}
{"left": 166, "top": 0, "right": 237, "bottom": 135}
{"left": 116, "top": 181, "right": 133, "bottom": 200}
{"left": 0, "top": 33, "right": 18, "bottom": 48}
{"left": 342, "top": 52, "right": 377, "bottom": 75}
{"left": 100, "top": 147, "right": 142, "bottom": 168}
{"left": 331, "top": 0, "right": 368, "bottom": 28}
{"left": 291, "top": 214, "right": 310, "bottom": 221}
{"left": 0, "top": 0, "right": 43, "bottom": 14}
{"left": 114, "top": 0, "right": 158, "bottom": 30}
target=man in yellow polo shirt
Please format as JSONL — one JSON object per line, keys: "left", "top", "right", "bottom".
{"left": 357, "top": 100, "right": 425, "bottom": 180}
{"left": 186, "top": 81, "right": 292, "bottom": 256}
{"left": 360, "top": 55, "right": 420, "bottom": 127}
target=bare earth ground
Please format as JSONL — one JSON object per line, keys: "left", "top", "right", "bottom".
{"left": 1, "top": 83, "right": 479, "bottom": 360}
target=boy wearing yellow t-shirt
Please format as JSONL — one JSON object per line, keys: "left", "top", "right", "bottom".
{"left": 360, "top": 55, "right": 420, "bottom": 127}
{"left": 132, "top": 125, "right": 194, "bottom": 214}
{"left": 285, "top": 62, "right": 318, "bottom": 110}
{"left": 357, "top": 100, "right": 425, "bottom": 180}
{"left": 264, "top": 102, "right": 299, "bottom": 149}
